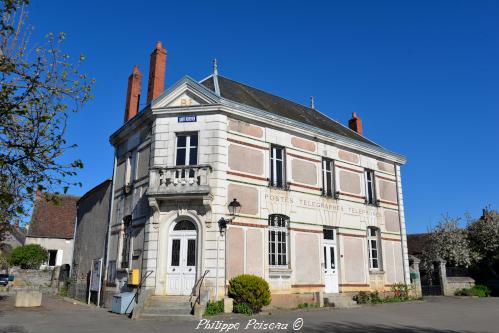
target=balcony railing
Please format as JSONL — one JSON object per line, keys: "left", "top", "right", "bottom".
{"left": 147, "top": 165, "right": 212, "bottom": 198}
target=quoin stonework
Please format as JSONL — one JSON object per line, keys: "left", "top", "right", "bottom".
{"left": 101, "top": 41, "right": 408, "bottom": 307}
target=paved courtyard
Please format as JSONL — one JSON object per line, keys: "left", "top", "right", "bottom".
{"left": 0, "top": 295, "right": 498, "bottom": 333}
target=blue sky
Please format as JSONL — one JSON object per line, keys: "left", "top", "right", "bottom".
{"left": 27, "top": 1, "right": 498, "bottom": 233}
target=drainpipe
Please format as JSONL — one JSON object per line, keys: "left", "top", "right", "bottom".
{"left": 104, "top": 150, "right": 118, "bottom": 294}
{"left": 215, "top": 231, "right": 220, "bottom": 301}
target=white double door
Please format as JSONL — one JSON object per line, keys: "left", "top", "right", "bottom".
{"left": 166, "top": 230, "right": 197, "bottom": 295}
{"left": 324, "top": 239, "right": 339, "bottom": 293}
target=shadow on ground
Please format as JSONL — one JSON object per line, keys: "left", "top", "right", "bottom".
{"left": 0, "top": 325, "right": 28, "bottom": 333}
{"left": 305, "top": 322, "right": 481, "bottom": 333}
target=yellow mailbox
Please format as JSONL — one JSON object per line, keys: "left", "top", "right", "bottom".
{"left": 128, "top": 269, "right": 140, "bottom": 286}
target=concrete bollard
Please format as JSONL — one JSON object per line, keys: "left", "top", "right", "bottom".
{"left": 223, "top": 297, "right": 233, "bottom": 313}
{"left": 15, "top": 290, "right": 42, "bottom": 307}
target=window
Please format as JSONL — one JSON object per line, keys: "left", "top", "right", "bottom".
{"left": 322, "top": 158, "right": 335, "bottom": 197}
{"left": 107, "top": 261, "right": 116, "bottom": 284}
{"left": 176, "top": 133, "right": 198, "bottom": 166}
{"left": 48, "top": 250, "right": 57, "bottom": 266}
{"left": 270, "top": 146, "right": 285, "bottom": 188}
{"left": 367, "top": 227, "right": 381, "bottom": 270}
{"left": 268, "top": 214, "right": 289, "bottom": 267}
{"left": 121, "top": 215, "right": 132, "bottom": 269}
{"left": 125, "top": 152, "right": 137, "bottom": 185}
{"left": 365, "top": 169, "right": 376, "bottom": 205}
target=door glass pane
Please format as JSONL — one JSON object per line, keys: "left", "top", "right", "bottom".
{"left": 276, "top": 160, "right": 283, "bottom": 187}
{"left": 177, "top": 135, "right": 186, "bottom": 148}
{"left": 171, "top": 239, "right": 180, "bottom": 266}
{"left": 330, "top": 247, "right": 335, "bottom": 269}
{"left": 190, "top": 134, "right": 198, "bottom": 147}
{"left": 189, "top": 147, "right": 198, "bottom": 165}
{"left": 323, "top": 246, "right": 327, "bottom": 270}
{"left": 187, "top": 239, "right": 196, "bottom": 266}
{"left": 176, "top": 148, "right": 186, "bottom": 166}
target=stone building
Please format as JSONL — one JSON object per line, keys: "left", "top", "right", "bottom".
{"left": 70, "top": 179, "right": 112, "bottom": 302}
{"left": 25, "top": 192, "right": 79, "bottom": 268}
{"left": 104, "top": 41, "right": 408, "bottom": 308}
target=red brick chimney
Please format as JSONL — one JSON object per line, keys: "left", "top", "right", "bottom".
{"left": 147, "top": 41, "right": 167, "bottom": 104}
{"left": 124, "top": 66, "right": 142, "bottom": 123}
{"left": 348, "top": 112, "right": 363, "bottom": 136}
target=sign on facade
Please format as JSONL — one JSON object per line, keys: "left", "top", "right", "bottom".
{"left": 88, "top": 258, "right": 103, "bottom": 306}
{"left": 178, "top": 115, "right": 197, "bottom": 123}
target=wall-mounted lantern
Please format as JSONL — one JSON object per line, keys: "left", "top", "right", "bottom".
{"left": 218, "top": 198, "right": 241, "bottom": 234}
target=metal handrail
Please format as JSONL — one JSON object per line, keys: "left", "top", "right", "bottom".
{"left": 189, "top": 269, "right": 210, "bottom": 305}
{"left": 125, "top": 270, "right": 154, "bottom": 315}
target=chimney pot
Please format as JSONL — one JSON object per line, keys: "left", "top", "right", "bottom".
{"left": 348, "top": 112, "right": 363, "bottom": 136}
{"left": 147, "top": 41, "right": 167, "bottom": 104}
{"left": 124, "top": 65, "right": 142, "bottom": 123}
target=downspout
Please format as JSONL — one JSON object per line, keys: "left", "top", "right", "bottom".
{"left": 104, "top": 150, "right": 118, "bottom": 293}
{"left": 395, "top": 164, "right": 410, "bottom": 285}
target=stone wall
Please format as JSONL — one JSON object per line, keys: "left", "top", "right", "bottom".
{"left": 69, "top": 180, "right": 112, "bottom": 303}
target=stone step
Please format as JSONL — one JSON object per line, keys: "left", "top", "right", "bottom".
{"left": 140, "top": 313, "right": 196, "bottom": 321}
{"left": 324, "top": 293, "right": 360, "bottom": 308}
{"left": 140, "top": 295, "right": 194, "bottom": 319}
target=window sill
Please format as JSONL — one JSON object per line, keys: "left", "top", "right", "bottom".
{"left": 369, "top": 270, "right": 385, "bottom": 275}
{"left": 269, "top": 267, "right": 292, "bottom": 274}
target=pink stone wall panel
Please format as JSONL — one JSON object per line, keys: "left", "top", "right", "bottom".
{"left": 378, "top": 180, "right": 397, "bottom": 203}
{"left": 343, "top": 237, "right": 366, "bottom": 283}
{"left": 377, "top": 161, "right": 395, "bottom": 174}
{"left": 291, "top": 137, "right": 316, "bottom": 152}
{"left": 228, "top": 184, "right": 259, "bottom": 215}
{"left": 228, "top": 144, "right": 264, "bottom": 175}
{"left": 339, "top": 170, "right": 362, "bottom": 195}
{"left": 227, "top": 227, "right": 245, "bottom": 279}
{"left": 228, "top": 119, "right": 264, "bottom": 138}
{"left": 384, "top": 210, "right": 400, "bottom": 233}
{"left": 294, "top": 233, "right": 321, "bottom": 283}
{"left": 338, "top": 150, "right": 360, "bottom": 164}
{"left": 245, "top": 229, "right": 263, "bottom": 277}
{"left": 291, "top": 159, "right": 318, "bottom": 185}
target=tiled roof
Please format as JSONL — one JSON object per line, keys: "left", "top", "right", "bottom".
{"left": 28, "top": 193, "right": 79, "bottom": 239}
{"left": 201, "top": 75, "right": 378, "bottom": 146}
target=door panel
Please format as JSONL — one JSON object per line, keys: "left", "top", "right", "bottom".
{"left": 166, "top": 233, "right": 197, "bottom": 295}
{"left": 324, "top": 242, "right": 339, "bottom": 293}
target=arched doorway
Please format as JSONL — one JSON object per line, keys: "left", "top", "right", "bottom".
{"left": 166, "top": 220, "right": 197, "bottom": 295}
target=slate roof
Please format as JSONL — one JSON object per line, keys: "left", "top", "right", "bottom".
{"left": 201, "top": 75, "right": 378, "bottom": 146}
{"left": 28, "top": 193, "right": 79, "bottom": 239}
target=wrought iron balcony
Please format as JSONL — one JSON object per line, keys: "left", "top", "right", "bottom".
{"left": 147, "top": 165, "right": 212, "bottom": 199}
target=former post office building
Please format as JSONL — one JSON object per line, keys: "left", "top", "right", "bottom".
{"left": 105, "top": 41, "right": 409, "bottom": 307}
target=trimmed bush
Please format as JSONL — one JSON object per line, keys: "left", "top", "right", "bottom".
{"left": 233, "top": 302, "right": 253, "bottom": 315}
{"left": 228, "top": 274, "right": 271, "bottom": 313}
{"left": 8, "top": 244, "right": 48, "bottom": 269}
{"left": 204, "top": 300, "right": 224, "bottom": 316}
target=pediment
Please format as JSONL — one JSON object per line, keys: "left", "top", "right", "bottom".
{"left": 151, "top": 76, "right": 220, "bottom": 109}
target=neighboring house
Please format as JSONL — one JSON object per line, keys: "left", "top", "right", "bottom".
{"left": 70, "top": 179, "right": 112, "bottom": 301}
{"left": 0, "top": 226, "right": 25, "bottom": 255}
{"left": 105, "top": 41, "right": 408, "bottom": 307}
{"left": 25, "top": 192, "right": 79, "bottom": 268}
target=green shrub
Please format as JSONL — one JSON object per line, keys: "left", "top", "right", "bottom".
{"left": 455, "top": 285, "right": 491, "bottom": 297}
{"left": 228, "top": 274, "right": 271, "bottom": 313}
{"left": 233, "top": 302, "right": 253, "bottom": 315}
{"left": 204, "top": 300, "right": 224, "bottom": 316}
{"left": 9, "top": 244, "right": 48, "bottom": 269}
